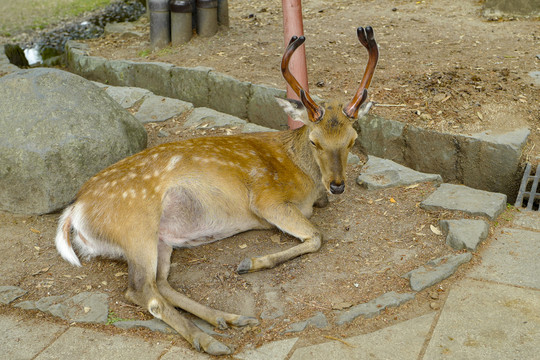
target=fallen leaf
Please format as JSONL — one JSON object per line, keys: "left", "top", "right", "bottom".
{"left": 405, "top": 184, "right": 419, "bottom": 189}
{"left": 115, "top": 272, "right": 128, "bottom": 277}
{"left": 389, "top": 197, "right": 396, "bottom": 203}
{"left": 430, "top": 225, "right": 442, "bottom": 235}
{"left": 30, "top": 228, "right": 41, "bottom": 234}
{"left": 34, "top": 246, "right": 41, "bottom": 251}
{"left": 32, "top": 266, "right": 51, "bottom": 276}
{"left": 84, "top": 306, "right": 91, "bottom": 313}
{"left": 239, "top": 244, "right": 247, "bottom": 249}
{"left": 101, "top": 281, "right": 108, "bottom": 286}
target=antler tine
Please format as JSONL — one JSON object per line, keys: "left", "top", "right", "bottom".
{"left": 281, "top": 36, "right": 324, "bottom": 122}
{"left": 343, "top": 26, "right": 379, "bottom": 119}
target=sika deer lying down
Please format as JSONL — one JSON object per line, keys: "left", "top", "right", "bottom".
{"left": 56, "top": 27, "right": 378, "bottom": 355}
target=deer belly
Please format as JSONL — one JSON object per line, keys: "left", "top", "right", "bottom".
{"left": 158, "top": 186, "right": 264, "bottom": 248}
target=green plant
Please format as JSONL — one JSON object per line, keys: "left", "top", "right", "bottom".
{"left": 107, "top": 310, "right": 130, "bottom": 325}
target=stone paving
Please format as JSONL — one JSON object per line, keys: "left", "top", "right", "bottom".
{"left": 1, "top": 84, "right": 539, "bottom": 359}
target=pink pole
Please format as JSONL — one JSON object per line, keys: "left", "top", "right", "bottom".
{"left": 282, "top": 0, "right": 308, "bottom": 129}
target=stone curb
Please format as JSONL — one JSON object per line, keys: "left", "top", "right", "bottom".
{"left": 62, "top": 41, "right": 528, "bottom": 200}
{"left": 1, "top": 42, "right": 529, "bottom": 200}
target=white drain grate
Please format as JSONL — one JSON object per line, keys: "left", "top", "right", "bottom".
{"left": 515, "top": 163, "right": 540, "bottom": 211}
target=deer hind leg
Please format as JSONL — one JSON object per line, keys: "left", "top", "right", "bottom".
{"left": 155, "top": 240, "right": 259, "bottom": 329}
{"left": 237, "top": 203, "right": 322, "bottom": 274}
{"left": 124, "top": 239, "right": 232, "bottom": 355}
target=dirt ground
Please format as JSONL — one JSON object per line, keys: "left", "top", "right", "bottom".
{"left": 0, "top": 0, "right": 537, "bottom": 355}
{"left": 0, "top": 114, "right": 516, "bottom": 354}
{"left": 88, "top": 0, "right": 539, "bottom": 163}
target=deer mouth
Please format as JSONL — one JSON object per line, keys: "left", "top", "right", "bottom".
{"left": 329, "top": 181, "right": 345, "bottom": 194}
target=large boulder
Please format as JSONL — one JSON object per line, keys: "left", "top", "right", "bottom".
{"left": 0, "top": 68, "right": 147, "bottom": 214}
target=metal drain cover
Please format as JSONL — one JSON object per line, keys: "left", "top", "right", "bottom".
{"left": 515, "top": 163, "right": 540, "bottom": 211}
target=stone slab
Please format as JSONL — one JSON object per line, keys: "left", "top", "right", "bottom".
{"left": 424, "top": 279, "right": 540, "bottom": 359}
{"left": 184, "top": 107, "right": 248, "bottom": 129}
{"left": 336, "top": 291, "right": 415, "bottom": 325}
{"left": 161, "top": 346, "right": 213, "bottom": 360}
{"left": 234, "top": 338, "right": 299, "bottom": 360}
{"left": 357, "top": 156, "right": 442, "bottom": 190}
{"left": 468, "top": 227, "right": 540, "bottom": 289}
{"left": 0, "top": 285, "right": 27, "bottom": 304}
{"left": 15, "top": 292, "right": 109, "bottom": 324}
{"left": 404, "top": 253, "right": 472, "bottom": 292}
{"left": 35, "top": 326, "right": 167, "bottom": 360}
{"left": 134, "top": 94, "right": 193, "bottom": 123}
{"left": 0, "top": 315, "right": 67, "bottom": 360}
{"left": 514, "top": 211, "right": 540, "bottom": 231}
{"left": 289, "top": 313, "right": 435, "bottom": 360}
{"left": 439, "top": 219, "right": 489, "bottom": 251}
{"left": 420, "top": 183, "right": 507, "bottom": 220}
{"left": 102, "top": 85, "right": 152, "bottom": 108}
{"left": 284, "top": 312, "right": 328, "bottom": 333}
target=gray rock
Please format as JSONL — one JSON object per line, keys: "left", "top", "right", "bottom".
{"left": 114, "top": 318, "right": 176, "bottom": 334}
{"left": 403, "top": 253, "right": 473, "bottom": 292}
{"left": 0, "top": 286, "right": 27, "bottom": 304}
{"left": 357, "top": 156, "right": 442, "bottom": 189}
{"left": 347, "top": 153, "right": 361, "bottom": 165}
{"left": 0, "top": 68, "right": 147, "bottom": 214}
{"left": 133, "top": 94, "right": 193, "bottom": 123}
{"left": 420, "top": 183, "right": 507, "bottom": 220}
{"left": 528, "top": 71, "right": 540, "bottom": 86}
{"left": 102, "top": 85, "right": 152, "bottom": 108}
{"left": 335, "top": 291, "right": 415, "bottom": 325}
{"left": 15, "top": 292, "right": 109, "bottom": 323}
{"left": 157, "top": 130, "right": 170, "bottom": 137}
{"left": 439, "top": 219, "right": 490, "bottom": 251}
{"left": 284, "top": 312, "right": 328, "bottom": 333}
{"left": 184, "top": 107, "right": 248, "bottom": 129}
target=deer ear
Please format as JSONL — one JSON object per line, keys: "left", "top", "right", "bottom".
{"left": 275, "top": 97, "right": 310, "bottom": 125}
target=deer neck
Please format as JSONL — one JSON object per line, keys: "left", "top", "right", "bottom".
{"left": 280, "top": 126, "right": 323, "bottom": 189}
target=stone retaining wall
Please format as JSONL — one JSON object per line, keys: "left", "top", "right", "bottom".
{"left": 2, "top": 41, "right": 529, "bottom": 200}
{"left": 63, "top": 40, "right": 531, "bottom": 201}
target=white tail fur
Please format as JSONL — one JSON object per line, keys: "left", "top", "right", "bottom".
{"left": 55, "top": 205, "right": 82, "bottom": 267}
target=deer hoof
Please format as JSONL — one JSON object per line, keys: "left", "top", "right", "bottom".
{"left": 204, "top": 339, "right": 232, "bottom": 356}
{"left": 195, "top": 333, "right": 232, "bottom": 355}
{"left": 216, "top": 317, "right": 228, "bottom": 330}
{"left": 232, "top": 315, "right": 259, "bottom": 327}
{"left": 236, "top": 258, "right": 252, "bottom": 274}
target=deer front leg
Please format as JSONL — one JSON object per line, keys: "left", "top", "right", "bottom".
{"left": 237, "top": 203, "right": 322, "bottom": 274}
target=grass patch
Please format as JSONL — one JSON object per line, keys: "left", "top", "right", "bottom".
{"left": 0, "top": 0, "right": 113, "bottom": 36}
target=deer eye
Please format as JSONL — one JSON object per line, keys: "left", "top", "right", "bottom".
{"left": 310, "top": 140, "right": 316, "bottom": 146}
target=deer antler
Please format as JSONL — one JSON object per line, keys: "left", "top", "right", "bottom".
{"left": 281, "top": 36, "right": 324, "bottom": 122}
{"left": 343, "top": 26, "right": 379, "bottom": 119}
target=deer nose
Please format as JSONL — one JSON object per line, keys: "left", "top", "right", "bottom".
{"left": 330, "top": 181, "right": 345, "bottom": 194}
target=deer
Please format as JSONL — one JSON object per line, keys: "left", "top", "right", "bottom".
{"left": 55, "top": 26, "right": 378, "bottom": 355}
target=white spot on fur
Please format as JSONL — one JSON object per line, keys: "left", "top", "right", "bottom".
{"left": 166, "top": 156, "right": 182, "bottom": 171}
{"left": 122, "top": 191, "right": 128, "bottom": 199}
{"left": 152, "top": 153, "right": 159, "bottom": 160}
{"left": 153, "top": 170, "right": 160, "bottom": 177}
{"left": 143, "top": 174, "right": 151, "bottom": 180}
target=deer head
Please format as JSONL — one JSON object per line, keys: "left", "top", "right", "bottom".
{"left": 277, "top": 26, "right": 379, "bottom": 195}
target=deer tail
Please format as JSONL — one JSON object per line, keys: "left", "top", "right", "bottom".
{"left": 55, "top": 205, "right": 82, "bottom": 267}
